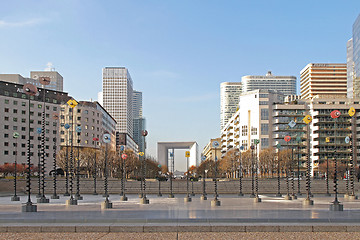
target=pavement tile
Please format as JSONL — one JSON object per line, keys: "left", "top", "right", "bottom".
{"left": 41, "top": 226, "right": 76, "bottom": 232}
{"left": 279, "top": 225, "right": 313, "bottom": 232}
{"left": 245, "top": 225, "right": 280, "bottom": 232}
{"left": 7, "top": 226, "right": 42, "bottom": 233}
{"left": 313, "top": 226, "right": 347, "bottom": 232}
{"left": 76, "top": 226, "right": 110, "bottom": 232}
{"left": 210, "top": 225, "right": 246, "bottom": 232}
{"left": 110, "top": 225, "right": 144, "bottom": 232}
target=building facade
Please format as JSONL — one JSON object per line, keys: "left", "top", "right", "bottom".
{"left": 0, "top": 81, "right": 69, "bottom": 165}
{"left": 220, "top": 89, "right": 285, "bottom": 156}
{"left": 59, "top": 101, "right": 117, "bottom": 151}
{"left": 0, "top": 71, "right": 64, "bottom": 92}
{"left": 133, "top": 90, "right": 145, "bottom": 152}
{"left": 241, "top": 71, "right": 296, "bottom": 96}
{"left": 220, "top": 82, "right": 242, "bottom": 131}
{"left": 202, "top": 138, "right": 222, "bottom": 161}
{"left": 347, "top": 38, "right": 356, "bottom": 98}
{"left": 300, "top": 63, "right": 347, "bottom": 100}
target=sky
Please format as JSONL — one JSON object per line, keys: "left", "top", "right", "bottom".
{"left": 1, "top": 0, "right": 360, "bottom": 171}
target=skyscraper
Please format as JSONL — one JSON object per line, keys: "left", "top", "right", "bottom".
{"left": 220, "top": 82, "right": 242, "bottom": 131}
{"left": 102, "top": 67, "right": 134, "bottom": 138}
{"left": 347, "top": 14, "right": 360, "bottom": 99}
{"left": 300, "top": 63, "right": 347, "bottom": 100}
{"left": 132, "top": 90, "right": 145, "bottom": 152}
{"left": 347, "top": 38, "right": 355, "bottom": 98}
{"left": 241, "top": 71, "right": 296, "bottom": 95}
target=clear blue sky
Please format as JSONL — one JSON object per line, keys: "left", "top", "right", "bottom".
{"left": 1, "top": 0, "right": 360, "bottom": 171}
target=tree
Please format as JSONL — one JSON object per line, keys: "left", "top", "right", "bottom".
{"left": 259, "top": 147, "right": 276, "bottom": 177}
{"left": 218, "top": 148, "right": 238, "bottom": 178}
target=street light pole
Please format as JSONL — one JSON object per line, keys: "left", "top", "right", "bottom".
{"left": 92, "top": 138, "right": 98, "bottom": 195}
{"left": 184, "top": 151, "right": 191, "bottom": 202}
{"left": 11, "top": 132, "right": 20, "bottom": 201}
{"left": 21, "top": 83, "right": 37, "bottom": 212}
{"left": 51, "top": 113, "right": 59, "bottom": 200}
{"left": 211, "top": 141, "right": 220, "bottom": 206}
{"left": 303, "top": 114, "right": 314, "bottom": 206}
{"left": 101, "top": 133, "right": 112, "bottom": 209}
{"left": 168, "top": 149, "right": 175, "bottom": 198}
{"left": 200, "top": 155, "right": 207, "bottom": 200}
{"left": 140, "top": 130, "right": 149, "bottom": 204}
{"left": 238, "top": 146, "right": 244, "bottom": 196}
{"left": 120, "top": 146, "right": 128, "bottom": 201}
{"left": 276, "top": 143, "right": 282, "bottom": 197}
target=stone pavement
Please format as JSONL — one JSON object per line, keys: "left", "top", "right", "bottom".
{"left": 1, "top": 193, "right": 360, "bottom": 234}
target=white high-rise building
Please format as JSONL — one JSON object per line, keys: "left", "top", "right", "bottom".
{"left": 220, "top": 82, "right": 242, "bottom": 131}
{"left": 241, "top": 71, "right": 296, "bottom": 96}
{"left": 132, "top": 90, "right": 145, "bottom": 151}
{"left": 133, "top": 91, "right": 143, "bottom": 119}
{"left": 102, "top": 67, "right": 133, "bottom": 137}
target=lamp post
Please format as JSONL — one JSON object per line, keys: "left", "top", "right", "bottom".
{"left": 120, "top": 146, "right": 128, "bottom": 201}
{"left": 92, "top": 137, "right": 99, "bottom": 195}
{"left": 348, "top": 107, "right": 357, "bottom": 200}
{"left": 21, "top": 83, "right": 37, "bottom": 212}
{"left": 238, "top": 145, "right": 244, "bottom": 196}
{"left": 37, "top": 77, "right": 51, "bottom": 204}
{"left": 200, "top": 155, "right": 207, "bottom": 200}
{"left": 329, "top": 110, "right": 343, "bottom": 211}
{"left": 296, "top": 136, "right": 302, "bottom": 196}
{"left": 66, "top": 98, "right": 78, "bottom": 206}
{"left": 168, "top": 150, "right": 175, "bottom": 198}
{"left": 284, "top": 136, "right": 292, "bottom": 200}
{"left": 288, "top": 120, "right": 297, "bottom": 200}
{"left": 303, "top": 114, "right": 314, "bottom": 206}
{"left": 211, "top": 141, "right": 220, "bottom": 206}
{"left": 184, "top": 151, "right": 192, "bottom": 202}
{"left": 101, "top": 133, "right": 112, "bottom": 209}
{"left": 11, "top": 132, "right": 20, "bottom": 201}
{"left": 157, "top": 164, "right": 162, "bottom": 197}
{"left": 64, "top": 123, "right": 70, "bottom": 196}
{"left": 250, "top": 145, "right": 255, "bottom": 198}
{"left": 275, "top": 143, "right": 282, "bottom": 197}
{"left": 36, "top": 128, "right": 41, "bottom": 198}
{"left": 140, "top": 130, "right": 149, "bottom": 204}
{"left": 325, "top": 137, "right": 331, "bottom": 196}
{"left": 51, "top": 113, "right": 59, "bottom": 199}
{"left": 75, "top": 126, "right": 83, "bottom": 200}
{"left": 254, "top": 140, "right": 261, "bottom": 203}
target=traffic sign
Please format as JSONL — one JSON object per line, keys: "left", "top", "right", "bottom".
{"left": 330, "top": 110, "right": 341, "bottom": 119}
{"left": 303, "top": 115, "right": 312, "bottom": 124}
{"left": 120, "top": 145, "right": 125, "bottom": 151}
{"left": 284, "top": 136, "right": 291, "bottom": 142}
{"left": 345, "top": 136, "right": 351, "bottom": 144}
{"left": 103, "top": 133, "right": 111, "bottom": 143}
{"left": 64, "top": 123, "right": 70, "bottom": 129}
{"left": 185, "top": 151, "right": 190, "bottom": 157}
{"left": 121, "top": 153, "right": 128, "bottom": 159}
{"left": 67, "top": 99, "right": 78, "bottom": 108}
{"left": 288, "top": 120, "right": 296, "bottom": 128}
{"left": 76, "top": 126, "right": 82, "bottom": 133}
{"left": 349, "top": 107, "right": 356, "bottom": 117}
{"left": 139, "top": 152, "right": 144, "bottom": 156}
{"left": 212, "top": 141, "right": 219, "bottom": 148}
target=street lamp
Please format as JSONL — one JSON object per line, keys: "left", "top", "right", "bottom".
{"left": 325, "top": 136, "right": 331, "bottom": 196}
{"left": 11, "top": 132, "right": 20, "bottom": 201}
{"left": 254, "top": 140, "right": 261, "bottom": 203}
{"left": 75, "top": 126, "right": 83, "bottom": 200}
{"left": 101, "top": 133, "right": 112, "bottom": 209}
{"left": 184, "top": 151, "right": 192, "bottom": 202}
{"left": 238, "top": 146, "right": 244, "bottom": 196}
{"left": 21, "top": 83, "right": 38, "bottom": 212}
{"left": 296, "top": 136, "right": 302, "bottom": 196}
{"left": 51, "top": 113, "right": 60, "bottom": 199}
{"left": 288, "top": 120, "right": 297, "bottom": 200}
{"left": 348, "top": 107, "right": 358, "bottom": 200}
{"left": 275, "top": 143, "right": 282, "bottom": 197}
{"left": 36, "top": 127, "right": 41, "bottom": 198}
{"left": 329, "top": 110, "right": 343, "bottom": 211}
{"left": 168, "top": 150, "right": 175, "bottom": 198}
{"left": 284, "top": 135, "right": 292, "bottom": 200}
{"left": 211, "top": 141, "right": 220, "bottom": 207}
{"left": 92, "top": 137, "right": 99, "bottom": 195}
{"left": 303, "top": 114, "right": 314, "bottom": 206}
{"left": 200, "top": 155, "right": 207, "bottom": 200}
{"left": 120, "top": 145, "right": 128, "bottom": 201}
{"left": 140, "top": 130, "right": 149, "bottom": 204}
{"left": 63, "top": 123, "right": 71, "bottom": 196}
{"left": 66, "top": 98, "right": 78, "bottom": 206}
{"left": 37, "top": 77, "right": 51, "bottom": 204}
{"left": 157, "top": 164, "right": 162, "bottom": 197}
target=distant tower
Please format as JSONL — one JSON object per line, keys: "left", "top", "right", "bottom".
{"left": 102, "top": 67, "right": 133, "bottom": 137}
{"left": 133, "top": 90, "right": 145, "bottom": 151}
{"left": 220, "top": 82, "right": 242, "bottom": 131}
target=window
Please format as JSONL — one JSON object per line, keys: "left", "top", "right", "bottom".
{"left": 4, "top": 142, "right": 8, "bottom": 146}
{"left": 4, "top": 134, "right": 9, "bottom": 138}
{"left": 13, "top": 126, "right": 17, "bottom": 130}
{"left": 13, "top": 117, "right": 17, "bottom": 122}
{"left": 77, "top": 109, "right": 81, "bottom": 113}
{"left": 53, "top": 107, "right": 57, "bottom": 111}
{"left": 22, "top": 102, "right": 26, "bottom": 106}
{"left": 4, "top": 125, "right": 9, "bottom": 130}
{"left": 4, "top": 151, "right": 8, "bottom": 155}
{"left": 4, "top": 116, "right": 9, "bottom": 121}
{"left": 21, "top": 118, "right": 26, "bottom": 123}
{"left": 261, "top": 109, "right": 269, "bottom": 120}
{"left": 251, "top": 127, "right": 257, "bottom": 135}
{"left": 12, "top": 93, "right": 17, "bottom": 97}
{"left": 261, "top": 138, "right": 269, "bottom": 148}
{"left": 13, "top": 101, "right": 18, "bottom": 105}
{"left": 85, "top": 110, "right": 88, "bottom": 114}
{"left": 21, "top": 127, "right": 26, "bottom": 131}
{"left": 241, "top": 125, "right": 248, "bottom": 136}
{"left": 259, "top": 101, "right": 268, "bottom": 105}
{"left": 22, "top": 110, "right": 26, "bottom": 115}
{"left": 4, "top": 108, "right": 9, "bottom": 112}
{"left": 261, "top": 124, "right": 269, "bottom": 135}
{"left": 4, "top": 91, "right": 9, "bottom": 96}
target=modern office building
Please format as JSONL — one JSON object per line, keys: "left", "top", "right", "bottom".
{"left": 220, "top": 89, "right": 285, "bottom": 155}
{"left": 0, "top": 80, "right": 69, "bottom": 166}
{"left": 102, "top": 67, "right": 137, "bottom": 151}
{"left": 220, "top": 82, "right": 242, "bottom": 131}
{"left": 0, "top": 71, "right": 64, "bottom": 92}
{"left": 353, "top": 14, "right": 360, "bottom": 91}
{"left": 59, "top": 101, "right": 117, "bottom": 151}
{"left": 347, "top": 38, "right": 356, "bottom": 98}
{"left": 300, "top": 63, "right": 347, "bottom": 100}
{"left": 241, "top": 71, "right": 296, "bottom": 96}
{"left": 132, "top": 90, "right": 145, "bottom": 151}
